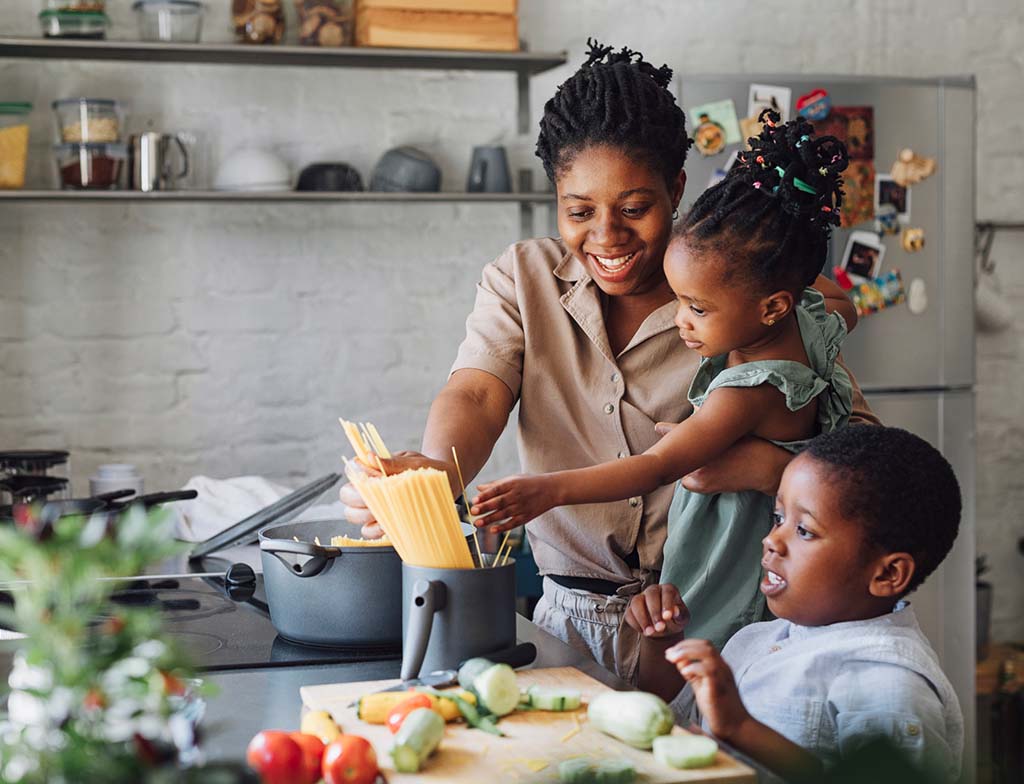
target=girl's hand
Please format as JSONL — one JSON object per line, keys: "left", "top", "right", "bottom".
{"left": 665, "top": 639, "right": 750, "bottom": 741}
{"left": 625, "top": 585, "right": 689, "bottom": 638}
{"left": 470, "top": 474, "right": 559, "bottom": 533}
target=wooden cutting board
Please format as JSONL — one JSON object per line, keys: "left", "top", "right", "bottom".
{"left": 301, "top": 667, "right": 755, "bottom": 783}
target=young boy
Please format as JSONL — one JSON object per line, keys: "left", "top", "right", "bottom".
{"left": 625, "top": 426, "right": 964, "bottom": 782}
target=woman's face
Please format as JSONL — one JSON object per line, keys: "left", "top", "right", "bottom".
{"left": 555, "top": 144, "right": 684, "bottom": 298}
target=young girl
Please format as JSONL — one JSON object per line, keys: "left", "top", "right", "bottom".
{"left": 472, "top": 110, "right": 857, "bottom": 650}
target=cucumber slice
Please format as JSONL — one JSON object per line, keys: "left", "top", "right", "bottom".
{"left": 652, "top": 734, "right": 719, "bottom": 769}
{"left": 457, "top": 657, "right": 494, "bottom": 691}
{"left": 472, "top": 663, "right": 520, "bottom": 716}
{"left": 558, "top": 758, "right": 594, "bottom": 783}
{"left": 390, "top": 707, "right": 445, "bottom": 773}
{"left": 594, "top": 759, "right": 636, "bottom": 784}
{"left": 526, "top": 685, "right": 582, "bottom": 711}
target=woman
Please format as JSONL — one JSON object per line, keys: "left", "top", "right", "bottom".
{"left": 341, "top": 41, "right": 878, "bottom": 681}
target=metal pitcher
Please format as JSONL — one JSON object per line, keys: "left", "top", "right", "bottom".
{"left": 400, "top": 558, "right": 516, "bottom": 680}
{"left": 128, "top": 132, "right": 189, "bottom": 191}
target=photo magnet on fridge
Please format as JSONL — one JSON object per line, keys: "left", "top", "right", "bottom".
{"left": 813, "top": 106, "right": 874, "bottom": 160}
{"left": 840, "top": 230, "right": 886, "bottom": 283}
{"left": 841, "top": 159, "right": 875, "bottom": 228}
{"left": 689, "top": 99, "right": 742, "bottom": 155}
{"left": 875, "top": 174, "right": 911, "bottom": 224}
{"left": 748, "top": 84, "right": 792, "bottom": 122}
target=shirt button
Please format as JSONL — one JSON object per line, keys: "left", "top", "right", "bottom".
{"left": 617, "top": 450, "right": 628, "bottom": 459}
{"left": 594, "top": 604, "right": 605, "bottom": 614}
{"left": 604, "top": 403, "right": 615, "bottom": 414}
{"left": 629, "top": 497, "right": 640, "bottom": 508}
{"left": 610, "top": 372, "right": 619, "bottom": 382}
{"left": 906, "top": 723, "right": 920, "bottom": 736}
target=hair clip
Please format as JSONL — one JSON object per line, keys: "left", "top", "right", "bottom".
{"left": 773, "top": 166, "right": 817, "bottom": 195}
{"left": 753, "top": 182, "right": 762, "bottom": 189}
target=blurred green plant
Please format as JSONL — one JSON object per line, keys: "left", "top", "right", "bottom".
{"left": 0, "top": 504, "right": 214, "bottom": 783}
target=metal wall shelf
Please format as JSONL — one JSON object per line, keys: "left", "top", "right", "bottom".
{"left": 0, "top": 190, "right": 555, "bottom": 204}
{"left": 0, "top": 37, "right": 566, "bottom": 75}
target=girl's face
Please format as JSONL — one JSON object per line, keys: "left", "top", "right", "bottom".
{"left": 761, "top": 454, "right": 889, "bottom": 626}
{"left": 555, "top": 144, "right": 684, "bottom": 298}
{"left": 664, "top": 241, "right": 768, "bottom": 358}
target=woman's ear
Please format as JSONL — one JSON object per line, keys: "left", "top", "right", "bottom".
{"left": 868, "top": 552, "right": 916, "bottom": 599}
{"left": 672, "top": 170, "right": 686, "bottom": 209}
{"left": 761, "top": 290, "right": 795, "bottom": 325}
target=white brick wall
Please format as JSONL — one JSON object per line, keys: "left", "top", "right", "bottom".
{"left": 1, "top": 0, "right": 1021, "bottom": 638}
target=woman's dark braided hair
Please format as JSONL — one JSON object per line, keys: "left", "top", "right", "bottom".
{"left": 679, "top": 109, "right": 849, "bottom": 295}
{"left": 536, "top": 39, "right": 691, "bottom": 187}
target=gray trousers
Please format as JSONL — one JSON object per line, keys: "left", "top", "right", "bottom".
{"left": 531, "top": 572, "right": 657, "bottom": 686}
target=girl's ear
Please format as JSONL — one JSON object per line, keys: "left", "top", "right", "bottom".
{"left": 761, "top": 290, "right": 795, "bottom": 325}
{"left": 672, "top": 170, "right": 686, "bottom": 209}
{"left": 868, "top": 552, "right": 916, "bottom": 599}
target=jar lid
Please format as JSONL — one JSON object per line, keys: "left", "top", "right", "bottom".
{"left": 38, "top": 9, "right": 110, "bottom": 21}
{"left": 54, "top": 142, "right": 128, "bottom": 157}
{"left": 0, "top": 102, "right": 32, "bottom": 115}
{"left": 52, "top": 97, "right": 120, "bottom": 109}
{"left": 132, "top": 0, "right": 203, "bottom": 8}
{"left": 0, "top": 449, "right": 69, "bottom": 469}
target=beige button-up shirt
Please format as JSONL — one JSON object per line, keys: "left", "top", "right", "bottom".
{"left": 451, "top": 237, "right": 875, "bottom": 583}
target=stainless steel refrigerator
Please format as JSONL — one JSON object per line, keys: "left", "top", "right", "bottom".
{"left": 678, "top": 75, "right": 976, "bottom": 773}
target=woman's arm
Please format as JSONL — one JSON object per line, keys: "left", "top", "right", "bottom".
{"left": 812, "top": 273, "right": 858, "bottom": 332}
{"left": 472, "top": 384, "right": 777, "bottom": 532}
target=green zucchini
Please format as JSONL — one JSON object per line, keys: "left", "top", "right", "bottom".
{"left": 587, "top": 691, "right": 674, "bottom": 749}
{"left": 470, "top": 662, "right": 520, "bottom": 716}
{"left": 457, "top": 657, "right": 495, "bottom": 691}
{"left": 390, "top": 707, "right": 445, "bottom": 773}
{"left": 652, "top": 734, "right": 719, "bottom": 769}
{"left": 525, "top": 685, "right": 582, "bottom": 711}
{"left": 557, "top": 758, "right": 636, "bottom": 784}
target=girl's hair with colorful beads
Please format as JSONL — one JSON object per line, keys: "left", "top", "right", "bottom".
{"left": 677, "top": 109, "right": 849, "bottom": 294}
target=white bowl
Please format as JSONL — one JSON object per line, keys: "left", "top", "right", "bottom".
{"left": 214, "top": 148, "right": 290, "bottom": 191}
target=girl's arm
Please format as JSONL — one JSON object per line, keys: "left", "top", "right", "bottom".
{"left": 471, "top": 383, "right": 778, "bottom": 532}
{"left": 812, "top": 273, "right": 858, "bottom": 332}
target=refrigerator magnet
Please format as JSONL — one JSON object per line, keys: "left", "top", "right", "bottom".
{"left": 739, "top": 115, "right": 763, "bottom": 147}
{"left": 748, "top": 84, "right": 792, "bottom": 123}
{"left": 901, "top": 227, "right": 926, "bottom": 253}
{"left": 796, "top": 88, "right": 831, "bottom": 121}
{"left": 840, "top": 230, "right": 886, "bottom": 283}
{"left": 850, "top": 270, "right": 907, "bottom": 317}
{"left": 874, "top": 204, "right": 901, "bottom": 236}
{"left": 908, "top": 277, "right": 928, "bottom": 315}
{"left": 875, "top": 174, "right": 911, "bottom": 224}
{"left": 890, "top": 148, "right": 937, "bottom": 187}
{"left": 690, "top": 99, "right": 742, "bottom": 155}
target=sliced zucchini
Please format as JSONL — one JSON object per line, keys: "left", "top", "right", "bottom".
{"left": 472, "top": 662, "right": 520, "bottom": 716}
{"left": 525, "top": 685, "right": 582, "bottom": 711}
{"left": 457, "top": 657, "right": 494, "bottom": 691}
{"left": 390, "top": 707, "right": 445, "bottom": 773}
{"left": 557, "top": 758, "right": 636, "bottom": 784}
{"left": 652, "top": 734, "right": 719, "bottom": 769}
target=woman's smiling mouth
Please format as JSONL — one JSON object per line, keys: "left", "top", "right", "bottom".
{"left": 587, "top": 250, "right": 640, "bottom": 282}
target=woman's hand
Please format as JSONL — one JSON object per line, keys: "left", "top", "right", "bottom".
{"left": 665, "top": 639, "right": 750, "bottom": 741}
{"left": 470, "top": 474, "right": 559, "bottom": 533}
{"left": 625, "top": 584, "right": 689, "bottom": 638}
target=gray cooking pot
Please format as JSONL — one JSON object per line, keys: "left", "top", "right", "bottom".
{"left": 259, "top": 519, "right": 402, "bottom": 647}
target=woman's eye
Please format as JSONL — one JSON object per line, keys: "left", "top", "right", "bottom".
{"left": 622, "top": 205, "right": 650, "bottom": 217}
{"left": 796, "top": 524, "right": 815, "bottom": 540}
{"left": 689, "top": 305, "right": 706, "bottom": 316}
{"left": 567, "top": 210, "right": 592, "bottom": 220}
{"left": 771, "top": 511, "right": 784, "bottom": 527}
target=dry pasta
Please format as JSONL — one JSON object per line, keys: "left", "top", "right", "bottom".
{"left": 329, "top": 534, "right": 394, "bottom": 548}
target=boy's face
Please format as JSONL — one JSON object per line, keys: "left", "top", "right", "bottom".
{"left": 762, "top": 453, "right": 893, "bottom": 626}
{"left": 664, "top": 242, "right": 767, "bottom": 358}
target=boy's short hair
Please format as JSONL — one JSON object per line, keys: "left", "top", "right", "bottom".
{"left": 804, "top": 425, "right": 961, "bottom": 594}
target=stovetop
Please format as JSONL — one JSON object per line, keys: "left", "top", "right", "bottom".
{"left": 113, "top": 570, "right": 402, "bottom": 672}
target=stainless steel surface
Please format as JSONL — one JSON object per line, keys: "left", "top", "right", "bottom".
{"left": 0, "top": 190, "right": 556, "bottom": 203}
{"left": 0, "top": 37, "right": 566, "bottom": 74}
{"left": 128, "top": 132, "right": 189, "bottom": 192}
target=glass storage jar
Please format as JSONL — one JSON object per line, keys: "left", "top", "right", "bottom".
{"left": 54, "top": 142, "right": 126, "bottom": 189}
{"left": 232, "top": 0, "right": 284, "bottom": 44}
{"left": 52, "top": 98, "right": 124, "bottom": 144}
{"left": 38, "top": 9, "right": 109, "bottom": 38}
{"left": 294, "top": 0, "right": 353, "bottom": 47}
{"left": 0, "top": 103, "right": 32, "bottom": 190}
{"left": 132, "top": 0, "right": 204, "bottom": 43}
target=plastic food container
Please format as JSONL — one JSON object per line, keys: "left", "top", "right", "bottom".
{"left": 54, "top": 142, "right": 126, "bottom": 189}
{"left": 132, "top": 0, "right": 204, "bottom": 43}
{"left": 42, "top": 1, "right": 106, "bottom": 9}
{"left": 52, "top": 98, "right": 123, "bottom": 144}
{"left": 0, "top": 103, "right": 32, "bottom": 190}
{"left": 38, "top": 10, "right": 109, "bottom": 38}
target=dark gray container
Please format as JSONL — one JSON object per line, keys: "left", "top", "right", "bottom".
{"left": 401, "top": 558, "right": 516, "bottom": 680}
{"left": 259, "top": 519, "right": 402, "bottom": 646}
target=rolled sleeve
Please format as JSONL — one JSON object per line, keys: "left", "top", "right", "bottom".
{"left": 451, "top": 248, "right": 525, "bottom": 399}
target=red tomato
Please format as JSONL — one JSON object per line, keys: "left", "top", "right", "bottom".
{"left": 246, "top": 730, "right": 304, "bottom": 784}
{"left": 322, "top": 735, "right": 379, "bottom": 784}
{"left": 290, "top": 733, "right": 326, "bottom": 784}
{"left": 386, "top": 694, "right": 434, "bottom": 735}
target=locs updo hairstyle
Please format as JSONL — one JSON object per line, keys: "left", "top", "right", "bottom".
{"left": 678, "top": 109, "right": 850, "bottom": 295}
{"left": 535, "top": 39, "right": 692, "bottom": 188}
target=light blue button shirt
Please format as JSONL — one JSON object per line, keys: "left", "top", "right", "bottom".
{"left": 670, "top": 604, "right": 963, "bottom": 781}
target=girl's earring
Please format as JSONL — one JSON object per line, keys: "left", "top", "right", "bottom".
{"left": 768, "top": 318, "right": 776, "bottom": 326}
{"left": 672, "top": 209, "right": 679, "bottom": 221}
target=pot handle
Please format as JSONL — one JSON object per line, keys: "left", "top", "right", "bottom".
{"left": 259, "top": 538, "right": 342, "bottom": 578}
{"left": 401, "top": 579, "right": 445, "bottom": 681}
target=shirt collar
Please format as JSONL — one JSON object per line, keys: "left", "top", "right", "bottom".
{"left": 552, "top": 246, "right": 587, "bottom": 282}
{"left": 784, "top": 602, "right": 916, "bottom": 643}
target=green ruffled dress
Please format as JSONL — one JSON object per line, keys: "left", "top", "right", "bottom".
{"left": 660, "top": 289, "right": 853, "bottom": 649}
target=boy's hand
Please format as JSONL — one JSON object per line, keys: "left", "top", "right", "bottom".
{"left": 470, "top": 474, "right": 558, "bottom": 533}
{"left": 665, "top": 639, "right": 751, "bottom": 741}
{"left": 625, "top": 585, "right": 689, "bottom": 638}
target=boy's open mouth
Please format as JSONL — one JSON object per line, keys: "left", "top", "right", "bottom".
{"left": 760, "top": 568, "right": 787, "bottom": 597}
